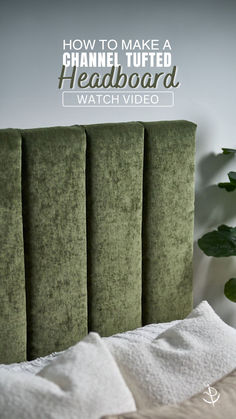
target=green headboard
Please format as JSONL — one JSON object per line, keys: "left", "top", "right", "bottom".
{"left": 0, "top": 121, "right": 196, "bottom": 364}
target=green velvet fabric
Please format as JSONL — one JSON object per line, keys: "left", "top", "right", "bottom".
{"left": 0, "top": 129, "right": 26, "bottom": 363}
{"left": 141, "top": 121, "right": 196, "bottom": 323}
{"left": 21, "top": 127, "right": 87, "bottom": 359}
{"left": 85, "top": 123, "right": 144, "bottom": 336}
{"left": 0, "top": 121, "right": 196, "bottom": 363}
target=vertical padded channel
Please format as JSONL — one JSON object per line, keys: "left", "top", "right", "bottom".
{"left": 0, "top": 129, "right": 26, "bottom": 363}
{"left": 21, "top": 127, "right": 87, "bottom": 359}
{"left": 85, "top": 122, "right": 144, "bottom": 336}
{"left": 142, "top": 121, "right": 196, "bottom": 324}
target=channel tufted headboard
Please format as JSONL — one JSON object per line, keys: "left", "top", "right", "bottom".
{"left": 0, "top": 121, "right": 196, "bottom": 364}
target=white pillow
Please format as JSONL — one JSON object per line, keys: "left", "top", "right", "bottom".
{"left": 105, "top": 301, "right": 236, "bottom": 409}
{"left": 0, "top": 332, "right": 136, "bottom": 419}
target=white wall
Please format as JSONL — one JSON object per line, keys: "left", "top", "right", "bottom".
{"left": 1, "top": 0, "right": 236, "bottom": 325}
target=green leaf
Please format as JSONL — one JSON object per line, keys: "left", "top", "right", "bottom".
{"left": 218, "top": 182, "right": 236, "bottom": 192}
{"left": 218, "top": 171, "right": 236, "bottom": 191}
{"left": 224, "top": 278, "right": 236, "bottom": 302}
{"left": 222, "top": 148, "right": 236, "bottom": 155}
{"left": 198, "top": 225, "right": 236, "bottom": 257}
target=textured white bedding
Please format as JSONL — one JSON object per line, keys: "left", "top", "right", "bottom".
{"left": 0, "top": 302, "right": 236, "bottom": 419}
{"left": 106, "top": 301, "right": 236, "bottom": 408}
{"left": 0, "top": 333, "right": 136, "bottom": 419}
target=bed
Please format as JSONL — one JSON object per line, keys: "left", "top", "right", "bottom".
{"left": 0, "top": 120, "right": 235, "bottom": 419}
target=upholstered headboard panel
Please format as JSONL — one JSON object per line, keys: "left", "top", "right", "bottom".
{"left": 0, "top": 121, "right": 196, "bottom": 364}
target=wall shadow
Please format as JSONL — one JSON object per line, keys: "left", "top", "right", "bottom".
{"left": 193, "top": 241, "right": 236, "bottom": 327}
{"left": 198, "top": 152, "right": 235, "bottom": 185}
{"left": 195, "top": 184, "right": 236, "bottom": 228}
